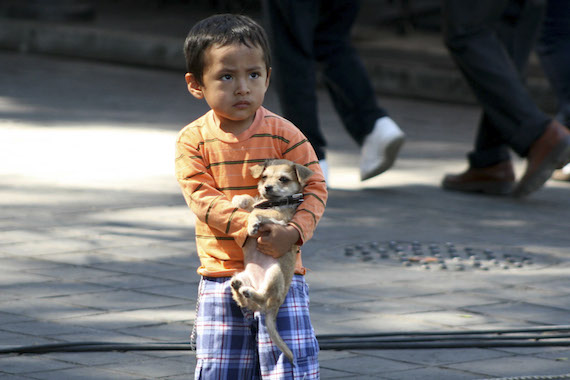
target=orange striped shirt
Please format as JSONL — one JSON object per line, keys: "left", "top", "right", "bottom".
{"left": 175, "top": 107, "right": 327, "bottom": 277}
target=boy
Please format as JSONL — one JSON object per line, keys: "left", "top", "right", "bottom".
{"left": 175, "top": 14, "right": 327, "bottom": 379}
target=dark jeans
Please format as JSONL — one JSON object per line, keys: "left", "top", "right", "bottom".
{"left": 537, "top": 0, "right": 570, "bottom": 126}
{"left": 262, "top": 0, "right": 388, "bottom": 160}
{"left": 443, "top": 0, "right": 550, "bottom": 168}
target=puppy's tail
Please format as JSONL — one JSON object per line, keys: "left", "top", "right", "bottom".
{"left": 265, "top": 310, "right": 295, "bottom": 366}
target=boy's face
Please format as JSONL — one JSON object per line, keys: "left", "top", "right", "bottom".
{"left": 186, "top": 43, "right": 271, "bottom": 133}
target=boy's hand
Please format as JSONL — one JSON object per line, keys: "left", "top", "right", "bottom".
{"left": 255, "top": 224, "right": 300, "bottom": 258}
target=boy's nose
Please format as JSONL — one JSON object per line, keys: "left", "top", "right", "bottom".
{"left": 235, "top": 79, "right": 250, "bottom": 95}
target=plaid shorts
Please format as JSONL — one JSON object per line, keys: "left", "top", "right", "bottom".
{"left": 193, "top": 275, "right": 320, "bottom": 380}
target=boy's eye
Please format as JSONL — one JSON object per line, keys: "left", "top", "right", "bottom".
{"left": 221, "top": 74, "right": 232, "bottom": 81}
{"left": 250, "top": 72, "right": 260, "bottom": 79}
{"left": 279, "top": 177, "right": 290, "bottom": 183}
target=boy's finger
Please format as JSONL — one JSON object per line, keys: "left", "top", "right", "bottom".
{"left": 257, "top": 234, "right": 271, "bottom": 245}
{"left": 256, "top": 239, "right": 278, "bottom": 257}
{"left": 256, "top": 224, "right": 272, "bottom": 233}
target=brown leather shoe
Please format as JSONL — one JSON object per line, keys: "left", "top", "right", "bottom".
{"left": 442, "top": 161, "right": 515, "bottom": 195}
{"left": 513, "top": 120, "right": 570, "bottom": 197}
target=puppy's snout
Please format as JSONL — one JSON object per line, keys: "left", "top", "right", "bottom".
{"left": 264, "top": 185, "right": 273, "bottom": 193}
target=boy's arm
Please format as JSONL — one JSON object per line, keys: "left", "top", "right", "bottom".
{"left": 284, "top": 136, "right": 328, "bottom": 246}
{"left": 175, "top": 138, "right": 250, "bottom": 247}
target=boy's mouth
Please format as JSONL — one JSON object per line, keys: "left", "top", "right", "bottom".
{"left": 234, "top": 101, "right": 250, "bottom": 109}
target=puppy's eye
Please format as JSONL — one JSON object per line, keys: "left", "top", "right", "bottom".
{"left": 261, "top": 175, "right": 267, "bottom": 180}
{"left": 279, "top": 177, "right": 290, "bottom": 183}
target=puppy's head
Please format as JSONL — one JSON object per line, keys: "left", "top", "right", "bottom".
{"left": 250, "top": 159, "right": 313, "bottom": 200}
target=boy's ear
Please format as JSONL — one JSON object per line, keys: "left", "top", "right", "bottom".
{"left": 265, "top": 67, "right": 272, "bottom": 88}
{"left": 185, "top": 73, "right": 204, "bottom": 99}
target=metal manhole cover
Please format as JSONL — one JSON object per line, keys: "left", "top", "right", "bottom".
{"left": 340, "top": 241, "right": 558, "bottom": 272}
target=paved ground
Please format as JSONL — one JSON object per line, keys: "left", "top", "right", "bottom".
{"left": 1, "top": 2, "right": 570, "bottom": 379}
{"left": 1, "top": 50, "right": 569, "bottom": 379}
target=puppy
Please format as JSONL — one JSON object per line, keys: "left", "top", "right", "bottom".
{"left": 231, "top": 159, "right": 313, "bottom": 365}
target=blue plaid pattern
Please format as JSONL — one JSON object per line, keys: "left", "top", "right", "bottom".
{"left": 194, "top": 275, "right": 320, "bottom": 379}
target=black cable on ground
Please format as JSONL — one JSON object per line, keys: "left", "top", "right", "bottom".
{"left": 318, "top": 332, "right": 570, "bottom": 342}
{"left": 480, "top": 375, "right": 570, "bottom": 380}
{"left": 317, "top": 339, "right": 570, "bottom": 350}
{"left": 316, "top": 325, "right": 570, "bottom": 350}
{"left": 0, "top": 342, "right": 191, "bottom": 354}
{"left": 317, "top": 325, "right": 570, "bottom": 340}
{"left": 2, "top": 339, "right": 570, "bottom": 355}
{"left": 2, "top": 328, "right": 568, "bottom": 380}
{"left": 1, "top": 325, "right": 570, "bottom": 355}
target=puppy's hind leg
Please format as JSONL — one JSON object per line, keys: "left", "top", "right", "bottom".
{"left": 231, "top": 274, "right": 251, "bottom": 308}
{"left": 239, "top": 285, "right": 266, "bottom": 305}
{"left": 240, "top": 264, "right": 284, "bottom": 305}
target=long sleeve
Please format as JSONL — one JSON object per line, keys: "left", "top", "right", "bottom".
{"left": 175, "top": 137, "right": 250, "bottom": 248}
{"left": 278, "top": 124, "right": 328, "bottom": 245}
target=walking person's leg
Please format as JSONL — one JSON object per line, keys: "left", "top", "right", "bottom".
{"left": 315, "top": 0, "right": 405, "bottom": 180}
{"left": 262, "top": 0, "right": 325, "bottom": 161}
{"left": 443, "top": 0, "right": 545, "bottom": 194}
{"left": 537, "top": 0, "right": 570, "bottom": 181}
{"left": 442, "top": 0, "right": 570, "bottom": 196}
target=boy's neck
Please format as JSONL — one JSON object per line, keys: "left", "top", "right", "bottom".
{"left": 215, "top": 112, "right": 256, "bottom": 136}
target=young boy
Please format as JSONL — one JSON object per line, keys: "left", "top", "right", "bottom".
{"left": 175, "top": 14, "right": 327, "bottom": 379}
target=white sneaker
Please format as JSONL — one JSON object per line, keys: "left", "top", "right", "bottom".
{"left": 360, "top": 117, "right": 405, "bottom": 181}
{"left": 552, "top": 162, "right": 570, "bottom": 181}
{"left": 318, "top": 159, "right": 329, "bottom": 184}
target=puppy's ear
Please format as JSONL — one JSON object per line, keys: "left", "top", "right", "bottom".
{"left": 250, "top": 163, "right": 265, "bottom": 179}
{"left": 294, "top": 164, "right": 314, "bottom": 185}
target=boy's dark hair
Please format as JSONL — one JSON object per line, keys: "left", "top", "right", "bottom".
{"left": 184, "top": 14, "right": 271, "bottom": 85}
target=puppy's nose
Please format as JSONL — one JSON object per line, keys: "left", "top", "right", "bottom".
{"left": 265, "top": 185, "right": 273, "bottom": 193}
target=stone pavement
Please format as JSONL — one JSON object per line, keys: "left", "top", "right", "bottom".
{"left": 1, "top": 3, "right": 570, "bottom": 379}
{"left": 1, "top": 50, "right": 570, "bottom": 379}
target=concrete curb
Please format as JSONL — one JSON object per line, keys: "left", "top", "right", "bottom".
{"left": 0, "top": 19, "right": 185, "bottom": 70}
{"left": 0, "top": 17, "right": 556, "bottom": 111}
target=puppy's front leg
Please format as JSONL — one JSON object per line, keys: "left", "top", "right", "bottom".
{"left": 247, "top": 212, "right": 263, "bottom": 236}
{"left": 248, "top": 212, "right": 288, "bottom": 236}
{"left": 232, "top": 194, "right": 256, "bottom": 212}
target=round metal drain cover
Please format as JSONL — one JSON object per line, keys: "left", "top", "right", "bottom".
{"left": 341, "top": 241, "right": 558, "bottom": 272}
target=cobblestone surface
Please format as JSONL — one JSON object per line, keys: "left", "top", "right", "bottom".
{"left": 0, "top": 6, "right": 569, "bottom": 378}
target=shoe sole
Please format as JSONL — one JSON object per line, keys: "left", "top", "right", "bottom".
{"left": 360, "top": 135, "right": 405, "bottom": 181}
{"left": 513, "top": 135, "right": 570, "bottom": 197}
{"left": 442, "top": 179, "right": 515, "bottom": 195}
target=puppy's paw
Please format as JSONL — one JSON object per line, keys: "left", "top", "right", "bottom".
{"left": 231, "top": 278, "right": 242, "bottom": 291}
{"left": 248, "top": 222, "right": 261, "bottom": 236}
{"left": 240, "top": 287, "right": 253, "bottom": 299}
{"left": 232, "top": 195, "right": 254, "bottom": 210}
